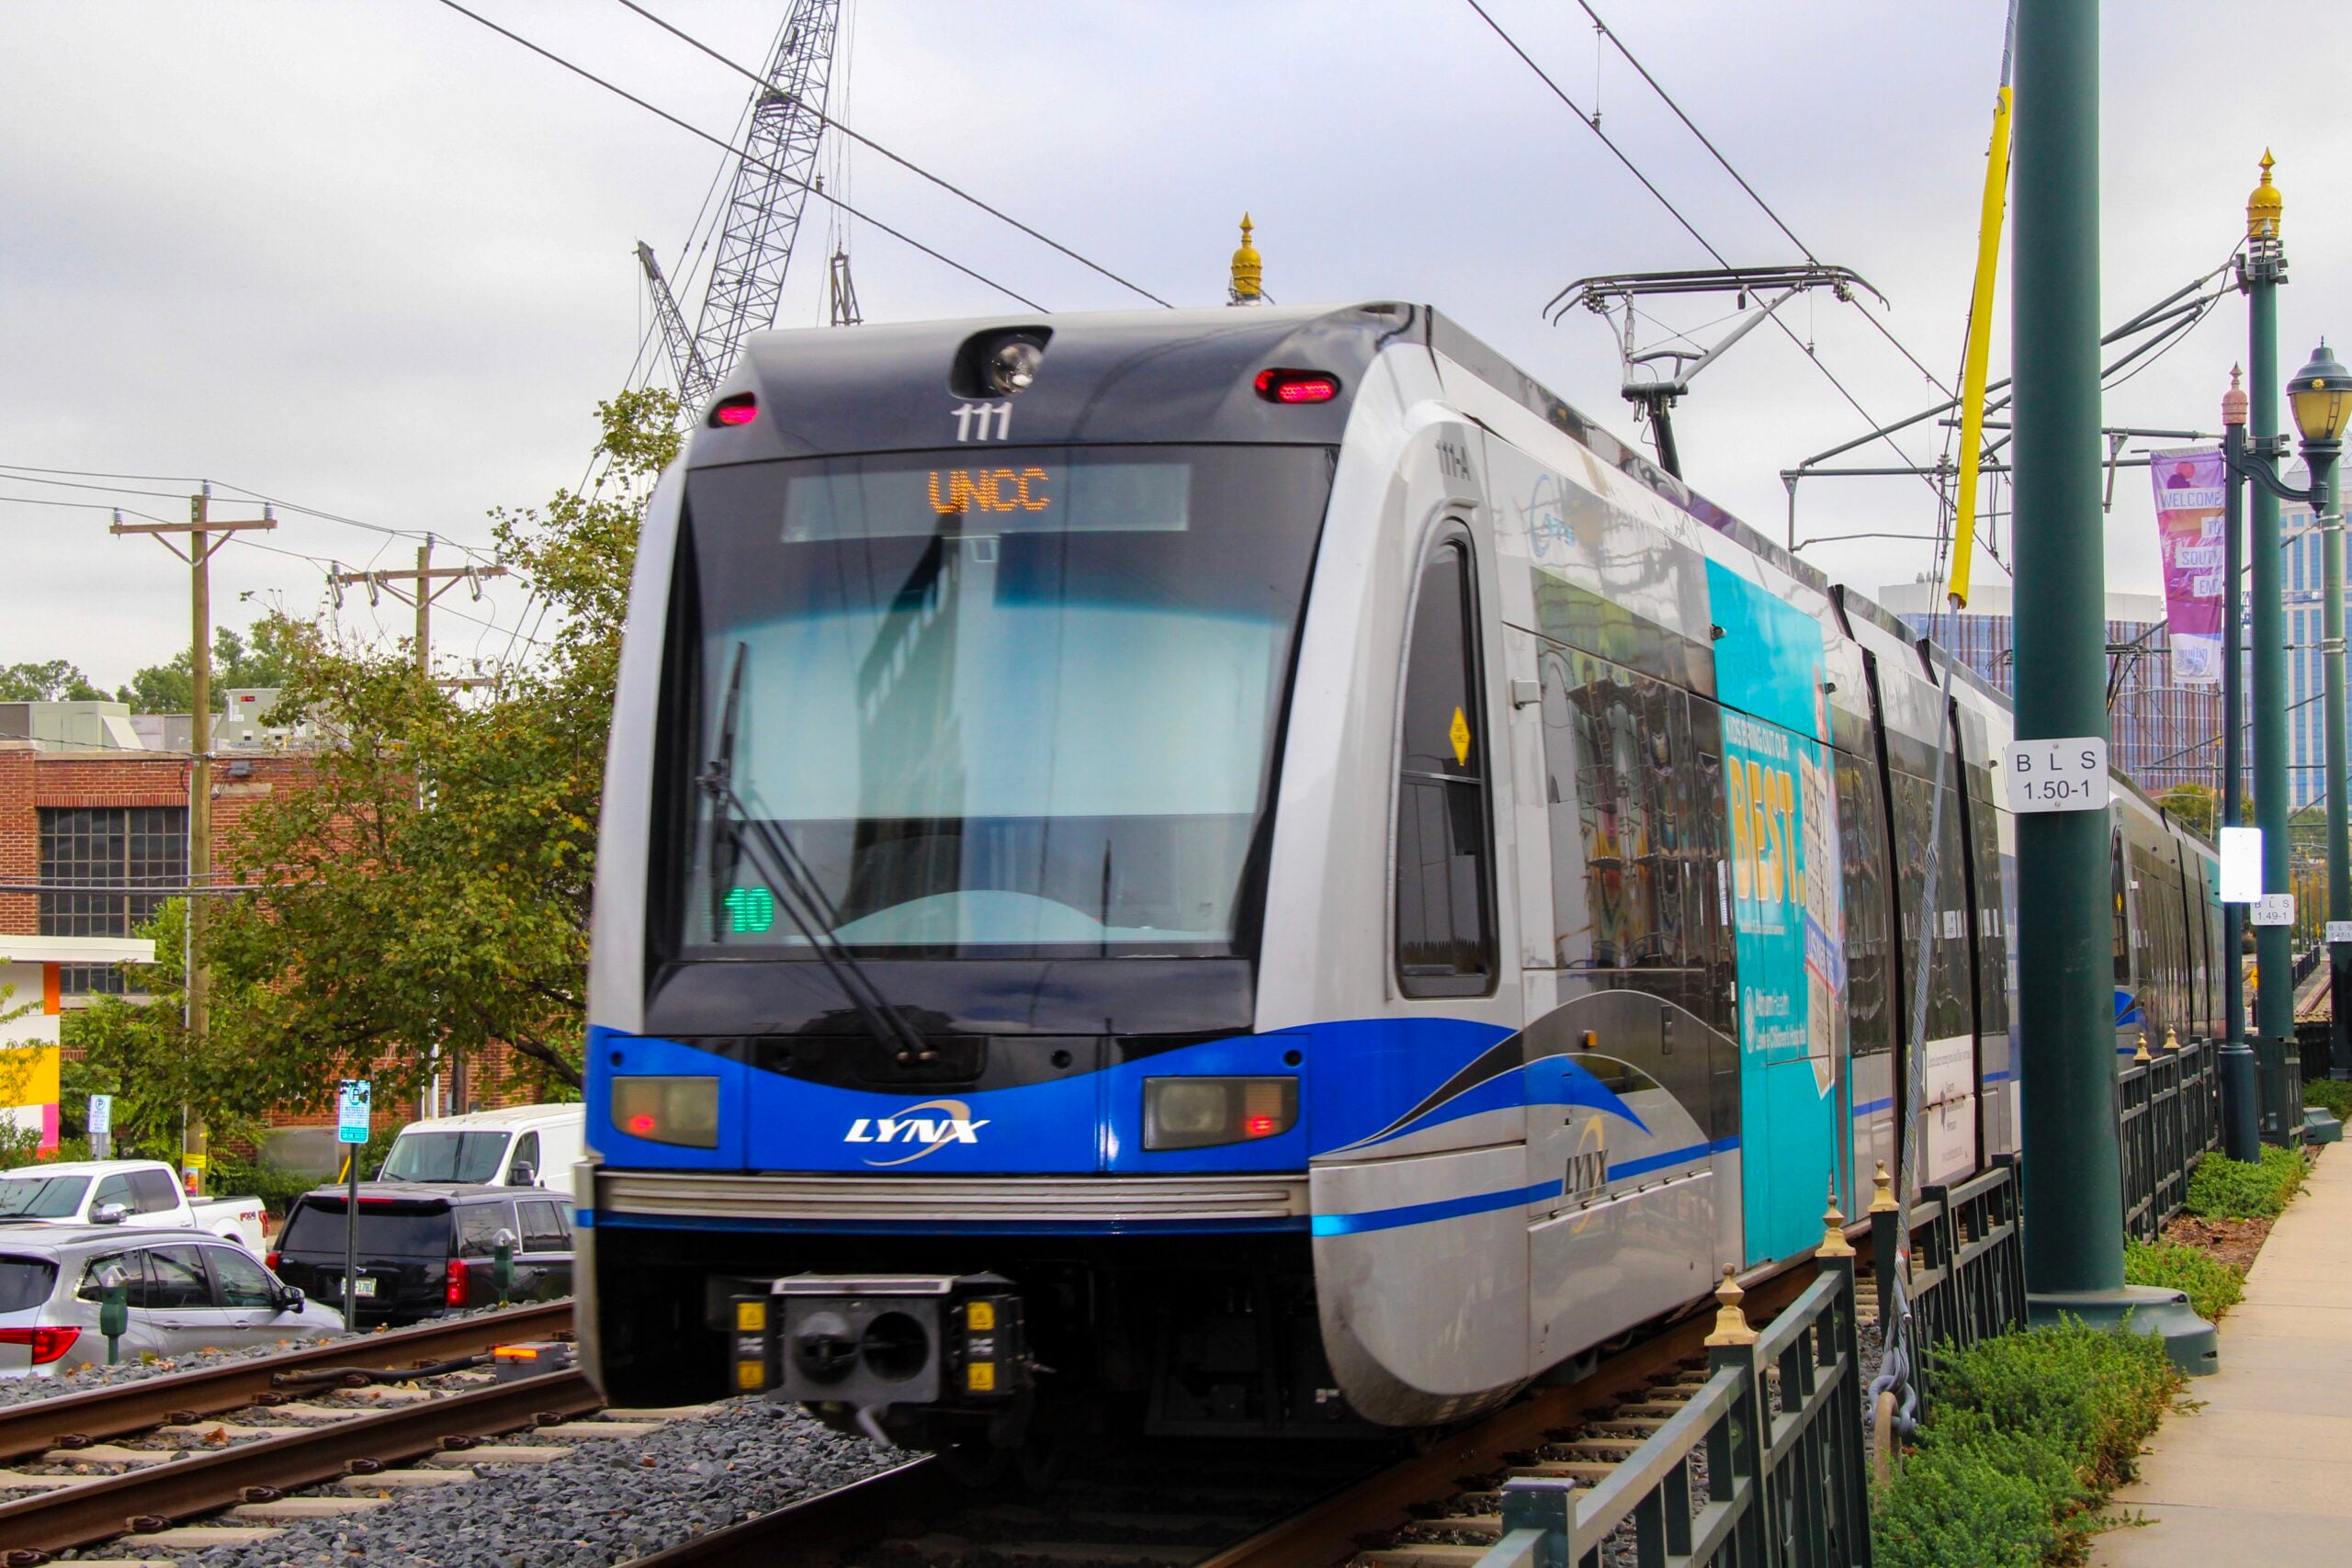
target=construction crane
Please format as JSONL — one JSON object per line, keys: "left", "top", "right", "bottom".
{"left": 638, "top": 0, "right": 843, "bottom": 412}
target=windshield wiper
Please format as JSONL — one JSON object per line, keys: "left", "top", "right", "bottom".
{"left": 698, "top": 643, "right": 932, "bottom": 1066}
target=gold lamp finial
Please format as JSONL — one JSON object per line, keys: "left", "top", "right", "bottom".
{"left": 2224, "top": 364, "right": 2249, "bottom": 428}
{"left": 1228, "top": 213, "right": 1262, "bottom": 304}
{"left": 1704, "top": 1264, "right": 1758, "bottom": 1348}
{"left": 2248, "top": 149, "right": 2283, "bottom": 242}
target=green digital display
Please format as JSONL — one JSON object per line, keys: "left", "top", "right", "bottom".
{"left": 724, "top": 886, "right": 775, "bottom": 935}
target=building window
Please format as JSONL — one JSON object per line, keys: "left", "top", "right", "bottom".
{"left": 37, "top": 807, "right": 185, "bottom": 996}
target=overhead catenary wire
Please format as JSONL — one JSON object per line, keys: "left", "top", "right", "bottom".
{"left": 1456, "top": 0, "right": 1937, "bottom": 491}
{"left": 429, "top": 0, "right": 1046, "bottom": 311}
{"left": 609, "top": 0, "right": 1172, "bottom": 309}
{"left": 1571, "top": 0, "right": 1954, "bottom": 399}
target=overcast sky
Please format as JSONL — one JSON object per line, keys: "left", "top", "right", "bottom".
{"left": 7, "top": 1, "right": 2352, "bottom": 690}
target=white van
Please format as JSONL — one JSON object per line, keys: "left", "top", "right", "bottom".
{"left": 376, "top": 1104, "right": 585, "bottom": 1200}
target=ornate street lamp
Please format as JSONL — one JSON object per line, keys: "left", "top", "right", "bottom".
{"left": 2227, "top": 341, "right": 2352, "bottom": 1111}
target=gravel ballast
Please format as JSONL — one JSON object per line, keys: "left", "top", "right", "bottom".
{"left": 43, "top": 1393, "right": 893, "bottom": 1567}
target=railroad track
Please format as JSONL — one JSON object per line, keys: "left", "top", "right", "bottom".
{"left": 615, "top": 1262, "right": 1826, "bottom": 1568}
{"left": 0, "top": 1300, "right": 644, "bottom": 1565}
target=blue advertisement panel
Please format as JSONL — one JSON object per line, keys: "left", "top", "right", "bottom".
{"left": 1708, "top": 562, "right": 1844, "bottom": 1263}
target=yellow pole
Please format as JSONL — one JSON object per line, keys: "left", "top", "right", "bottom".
{"left": 1948, "top": 7, "right": 2018, "bottom": 611}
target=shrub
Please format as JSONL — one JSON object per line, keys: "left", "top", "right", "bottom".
{"left": 1871, "top": 1321, "right": 2182, "bottom": 1568}
{"left": 2123, "top": 1239, "right": 2245, "bottom": 1321}
{"left": 2186, "top": 1145, "right": 2308, "bottom": 1219}
{"left": 2304, "top": 1077, "right": 2352, "bottom": 1122}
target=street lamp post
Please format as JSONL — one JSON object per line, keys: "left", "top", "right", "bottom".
{"left": 2223, "top": 339, "right": 2352, "bottom": 1119}
{"left": 2219, "top": 367, "right": 2259, "bottom": 1159}
{"left": 2291, "top": 344, "right": 2350, "bottom": 1078}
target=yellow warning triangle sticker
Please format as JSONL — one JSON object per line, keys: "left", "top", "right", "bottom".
{"left": 1449, "top": 706, "right": 1471, "bottom": 766}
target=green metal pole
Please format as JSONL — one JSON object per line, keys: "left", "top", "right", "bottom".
{"left": 2322, "top": 441, "right": 2348, "bottom": 1081}
{"left": 2012, "top": 0, "right": 2122, "bottom": 1298}
{"left": 2248, "top": 194, "right": 2293, "bottom": 1140}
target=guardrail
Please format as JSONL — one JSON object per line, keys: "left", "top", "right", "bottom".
{"left": 1472, "top": 1246, "right": 1871, "bottom": 1568}
{"left": 2117, "top": 1036, "right": 2221, "bottom": 1243}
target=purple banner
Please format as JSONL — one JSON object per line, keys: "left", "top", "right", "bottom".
{"left": 2152, "top": 446, "right": 2226, "bottom": 686}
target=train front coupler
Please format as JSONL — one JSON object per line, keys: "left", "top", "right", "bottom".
{"left": 726, "top": 1272, "right": 1031, "bottom": 1445}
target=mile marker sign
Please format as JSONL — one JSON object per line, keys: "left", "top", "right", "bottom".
{"left": 2003, "top": 737, "right": 2109, "bottom": 813}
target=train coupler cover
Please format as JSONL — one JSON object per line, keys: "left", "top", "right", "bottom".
{"left": 729, "top": 1272, "right": 1028, "bottom": 1413}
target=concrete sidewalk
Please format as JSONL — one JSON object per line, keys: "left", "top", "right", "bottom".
{"left": 2092, "top": 1146, "right": 2352, "bottom": 1562}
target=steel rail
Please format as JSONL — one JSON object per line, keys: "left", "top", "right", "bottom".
{"left": 0, "top": 1365, "right": 599, "bottom": 1558}
{"left": 1197, "top": 1260, "right": 1821, "bottom": 1568}
{"left": 0, "top": 1300, "right": 572, "bottom": 1466}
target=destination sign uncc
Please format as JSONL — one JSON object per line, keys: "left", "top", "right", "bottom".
{"left": 2003, "top": 736, "right": 2109, "bottom": 813}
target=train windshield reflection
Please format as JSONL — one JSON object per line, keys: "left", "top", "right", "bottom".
{"left": 675, "top": 444, "right": 1332, "bottom": 958}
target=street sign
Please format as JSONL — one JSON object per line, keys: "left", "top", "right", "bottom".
{"left": 86, "top": 1094, "right": 111, "bottom": 1138}
{"left": 2219, "top": 827, "right": 2263, "bottom": 903}
{"left": 2252, "top": 893, "right": 2296, "bottom": 928}
{"left": 2003, "top": 736, "right": 2109, "bottom": 812}
{"left": 336, "top": 1080, "right": 372, "bottom": 1145}
{"left": 2328, "top": 920, "right": 2352, "bottom": 944}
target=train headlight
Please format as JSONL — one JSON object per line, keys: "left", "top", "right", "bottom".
{"left": 1143, "top": 1077, "right": 1298, "bottom": 1151}
{"left": 611, "top": 1076, "right": 720, "bottom": 1148}
{"left": 983, "top": 334, "right": 1046, "bottom": 396}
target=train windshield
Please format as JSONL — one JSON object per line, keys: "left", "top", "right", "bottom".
{"left": 675, "top": 444, "right": 1332, "bottom": 958}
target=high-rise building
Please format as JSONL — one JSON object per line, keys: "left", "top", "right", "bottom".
{"left": 1876, "top": 581, "right": 2223, "bottom": 797}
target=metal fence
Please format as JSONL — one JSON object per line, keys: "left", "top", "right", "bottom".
{"left": 2117, "top": 1036, "right": 2222, "bottom": 1243}
{"left": 1473, "top": 1251, "right": 1871, "bottom": 1568}
{"left": 1866, "top": 1156, "right": 2029, "bottom": 1405}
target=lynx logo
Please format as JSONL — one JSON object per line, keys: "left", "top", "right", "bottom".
{"left": 845, "top": 1099, "right": 990, "bottom": 1168}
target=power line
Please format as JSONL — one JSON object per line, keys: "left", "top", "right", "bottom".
{"left": 1457, "top": 0, "right": 1934, "bottom": 489}
{"left": 1571, "top": 0, "right": 1952, "bottom": 398}
{"left": 610, "top": 0, "right": 1171, "bottom": 308}
{"left": 429, "top": 0, "right": 1046, "bottom": 310}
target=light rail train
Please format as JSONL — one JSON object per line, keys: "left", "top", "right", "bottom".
{"left": 575, "top": 303, "right": 2223, "bottom": 1460}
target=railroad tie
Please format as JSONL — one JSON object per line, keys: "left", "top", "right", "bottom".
{"left": 330, "top": 1467, "right": 476, "bottom": 1491}
{"left": 231, "top": 1496, "right": 396, "bottom": 1519}
{"left": 1354, "top": 1547, "right": 1497, "bottom": 1566}
{"left": 36, "top": 1442, "right": 177, "bottom": 1466}
{"left": 124, "top": 1523, "right": 284, "bottom": 1549}
{"left": 424, "top": 1445, "right": 574, "bottom": 1466}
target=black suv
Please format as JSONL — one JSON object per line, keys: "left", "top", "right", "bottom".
{"left": 269, "top": 1184, "right": 572, "bottom": 1326}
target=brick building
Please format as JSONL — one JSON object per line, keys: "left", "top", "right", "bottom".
{"left": 0, "top": 711, "right": 545, "bottom": 1175}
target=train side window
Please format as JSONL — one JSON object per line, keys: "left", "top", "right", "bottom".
{"left": 1836, "top": 751, "right": 1894, "bottom": 1058}
{"left": 1395, "top": 538, "right": 1495, "bottom": 997}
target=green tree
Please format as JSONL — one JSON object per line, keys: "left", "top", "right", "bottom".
{"left": 2159, "top": 782, "right": 2216, "bottom": 840}
{"left": 204, "top": 389, "right": 679, "bottom": 1105}
{"left": 118, "top": 621, "right": 298, "bottom": 713}
{"left": 0, "top": 659, "right": 109, "bottom": 702}
{"left": 57, "top": 899, "right": 266, "bottom": 1157}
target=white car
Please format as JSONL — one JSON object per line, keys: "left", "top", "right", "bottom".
{"left": 0, "top": 1160, "right": 268, "bottom": 1252}
{"left": 0, "top": 1224, "right": 344, "bottom": 1379}
{"left": 377, "top": 1105, "right": 584, "bottom": 1200}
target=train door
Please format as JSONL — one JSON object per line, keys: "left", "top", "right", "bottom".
{"left": 1523, "top": 639, "right": 1727, "bottom": 1366}
{"left": 1954, "top": 704, "right": 2014, "bottom": 1161}
{"left": 1706, "top": 561, "right": 1843, "bottom": 1265}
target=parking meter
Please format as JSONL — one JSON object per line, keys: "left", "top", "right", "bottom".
{"left": 97, "top": 1267, "right": 129, "bottom": 1364}
{"left": 492, "top": 1228, "right": 516, "bottom": 1306}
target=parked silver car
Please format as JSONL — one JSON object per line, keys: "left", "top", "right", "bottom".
{"left": 0, "top": 1224, "right": 345, "bottom": 1379}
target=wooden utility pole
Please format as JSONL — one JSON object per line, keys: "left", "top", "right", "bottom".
{"left": 111, "top": 488, "right": 275, "bottom": 1195}
{"left": 328, "top": 536, "right": 508, "bottom": 676}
